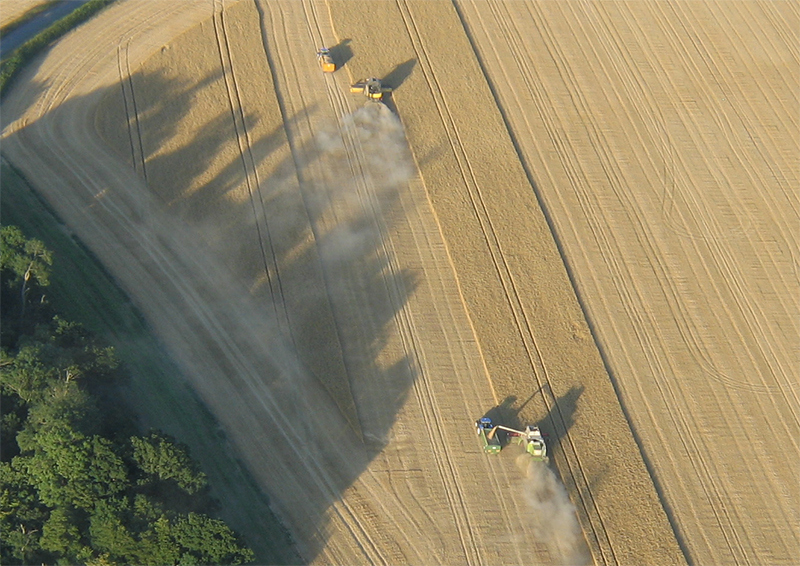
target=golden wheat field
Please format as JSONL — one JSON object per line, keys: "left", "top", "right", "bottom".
{"left": 2, "top": 1, "right": 797, "bottom": 564}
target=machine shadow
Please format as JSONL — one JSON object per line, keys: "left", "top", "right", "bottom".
{"left": 379, "top": 59, "right": 416, "bottom": 115}
{"left": 382, "top": 58, "right": 416, "bottom": 91}
{"left": 86, "top": 66, "right": 421, "bottom": 563}
{"left": 480, "top": 384, "right": 584, "bottom": 456}
{"left": 542, "top": 384, "right": 585, "bottom": 455}
{"left": 326, "top": 38, "right": 352, "bottom": 69}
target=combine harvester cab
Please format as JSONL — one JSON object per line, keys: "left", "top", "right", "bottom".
{"left": 475, "top": 417, "right": 502, "bottom": 454}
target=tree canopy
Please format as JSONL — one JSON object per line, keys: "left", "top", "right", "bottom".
{"left": 0, "top": 226, "right": 254, "bottom": 565}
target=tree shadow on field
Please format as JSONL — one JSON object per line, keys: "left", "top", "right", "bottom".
{"left": 7, "top": 44, "right": 421, "bottom": 563}
{"left": 0, "top": 54, "right": 48, "bottom": 129}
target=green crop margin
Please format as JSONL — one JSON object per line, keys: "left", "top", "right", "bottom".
{"left": 0, "top": 0, "right": 116, "bottom": 97}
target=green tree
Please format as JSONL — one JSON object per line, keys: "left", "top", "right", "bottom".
{"left": 22, "top": 380, "right": 100, "bottom": 440}
{"left": 19, "top": 426, "right": 128, "bottom": 511}
{"left": 170, "top": 512, "right": 255, "bottom": 565}
{"left": 46, "top": 316, "right": 120, "bottom": 384}
{"left": 134, "top": 515, "right": 182, "bottom": 565}
{"left": 39, "top": 507, "right": 92, "bottom": 561}
{"left": 131, "top": 432, "right": 208, "bottom": 495}
{"left": 0, "top": 345, "right": 56, "bottom": 404}
{"left": 0, "top": 225, "right": 52, "bottom": 288}
{"left": 88, "top": 499, "right": 138, "bottom": 562}
{"left": 0, "top": 225, "right": 52, "bottom": 321}
{"left": 0, "top": 228, "right": 255, "bottom": 564}
{"left": 0, "top": 461, "right": 47, "bottom": 563}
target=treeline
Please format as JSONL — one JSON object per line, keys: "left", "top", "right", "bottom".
{"left": 0, "top": 224, "right": 254, "bottom": 565}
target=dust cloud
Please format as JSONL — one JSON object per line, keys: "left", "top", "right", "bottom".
{"left": 313, "top": 102, "right": 413, "bottom": 267}
{"left": 519, "top": 456, "right": 591, "bottom": 566}
{"left": 317, "top": 102, "right": 414, "bottom": 188}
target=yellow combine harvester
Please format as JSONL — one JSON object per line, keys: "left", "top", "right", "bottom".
{"left": 350, "top": 77, "right": 392, "bottom": 101}
{"left": 316, "top": 48, "right": 335, "bottom": 73}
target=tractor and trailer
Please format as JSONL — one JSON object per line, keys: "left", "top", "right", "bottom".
{"left": 475, "top": 417, "right": 549, "bottom": 462}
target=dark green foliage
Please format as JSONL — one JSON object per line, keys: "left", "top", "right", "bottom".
{"left": 0, "top": 0, "right": 117, "bottom": 97}
{"left": 131, "top": 433, "right": 208, "bottom": 495}
{"left": 170, "top": 513, "right": 255, "bottom": 565}
{"left": 0, "top": 226, "right": 254, "bottom": 565}
{"left": 0, "top": 461, "right": 49, "bottom": 563}
{"left": 1, "top": 345, "right": 56, "bottom": 404}
{"left": 0, "top": 225, "right": 52, "bottom": 288}
{"left": 38, "top": 506, "right": 92, "bottom": 561}
{"left": 1, "top": 225, "right": 54, "bottom": 345}
{"left": 19, "top": 431, "right": 129, "bottom": 510}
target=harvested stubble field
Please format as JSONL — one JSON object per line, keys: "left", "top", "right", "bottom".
{"left": 1, "top": 0, "right": 796, "bottom": 565}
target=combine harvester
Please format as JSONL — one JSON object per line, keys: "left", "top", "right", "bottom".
{"left": 350, "top": 77, "right": 392, "bottom": 101}
{"left": 475, "top": 417, "right": 549, "bottom": 462}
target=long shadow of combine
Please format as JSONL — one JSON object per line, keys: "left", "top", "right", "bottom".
{"left": 382, "top": 58, "right": 416, "bottom": 90}
{"left": 326, "top": 38, "right": 353, "bottom": 69}
{"left": 378, "top": 59, "right": 416, "bottom": 115}
{"left": 540, "top": 384, "right": 584, "bottom": 455}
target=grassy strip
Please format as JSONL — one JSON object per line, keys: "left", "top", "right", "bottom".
{"left": 0, "top": 0, "right": 115, "bottom": 97}
{"left": 0, "top": 158, "right": 300, "bottom": 564}
{"left": 0, "top": 1, "right": 62, "bottom": 38}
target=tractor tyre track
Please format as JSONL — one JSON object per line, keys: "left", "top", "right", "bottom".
{"left": 116, "top": 40, "right": 147, "bottom": 179}
{"left": 211, "top": 0, "right": 288, "bottom": 333}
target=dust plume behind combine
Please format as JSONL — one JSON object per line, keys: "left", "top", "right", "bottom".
{"left": 315, "top": 102, "right": 413, "bottom": 201}
{"left": 519, "top": 457, "right": 591, "bottom": 566}
{"left": 312, "top": 102, "right": 413, "bottom": 275}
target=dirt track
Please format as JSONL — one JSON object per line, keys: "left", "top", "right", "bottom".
{"left": 1, "top": 0, "right": 797, "bottom": 565}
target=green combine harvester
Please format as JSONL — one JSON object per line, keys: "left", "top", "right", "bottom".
{"left": 475, "top": 417, "right": 549, "bottom": 462}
